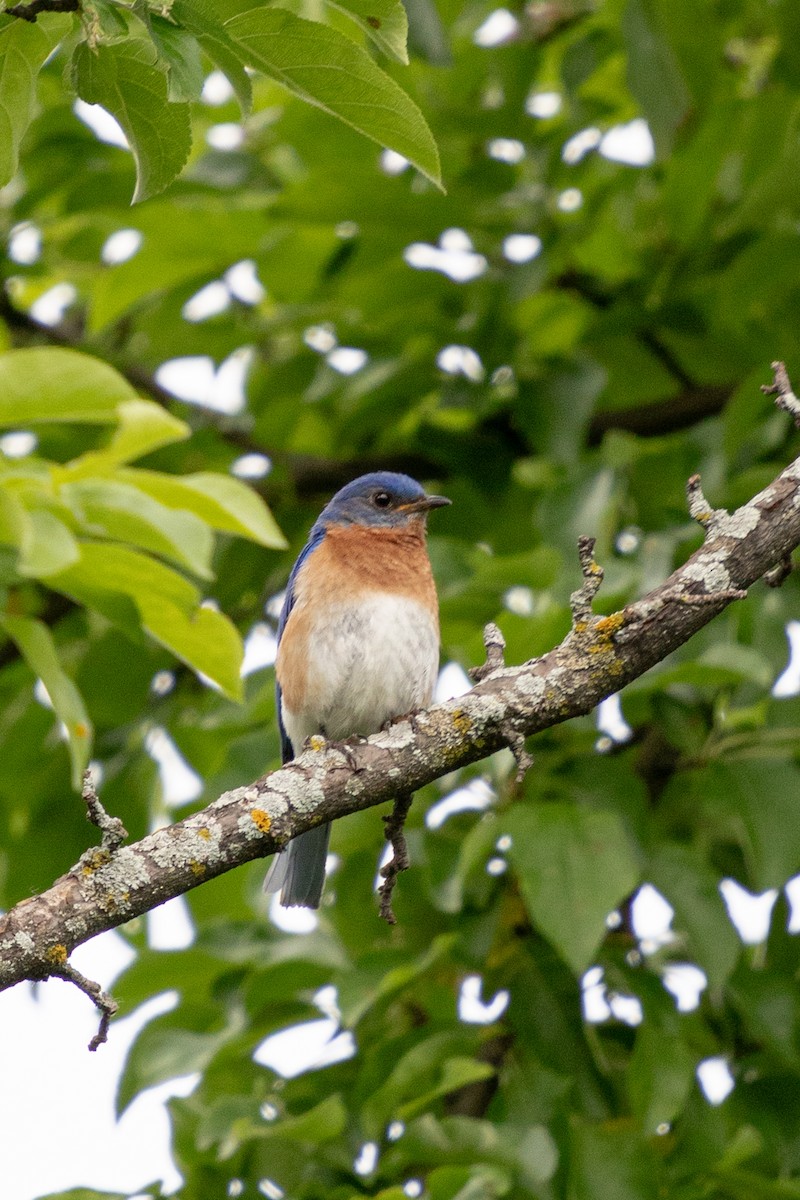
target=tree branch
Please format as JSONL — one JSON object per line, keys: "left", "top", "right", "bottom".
{"left": 3, "top": 0, "right": 78, "bottom": 19}
{"left": 1, "top": 364, "right": 799, "bottom": 1016}
{"left": 587, "top": 385, "right": 731, "bottom": 443}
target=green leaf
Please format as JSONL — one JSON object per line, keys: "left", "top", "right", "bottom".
{"left": 140, "top": 593, "right": 243, "bottom": 701}
{"left": 51, "top": 538, "right": 198, "bottom": 610}
{"left": 117, "top": 1005, "right": 246, "bottom": 1114}
{"left": 649, "top": 644, "right": 776, "bottom": 691}
{"left": 710, "top": 1171, "right": 800, "bottom": 1200}
{"left": 93, "top": 397, "right": 190, "bottom": 463}
{"left": 709, "top": 762, "right": 800, "bottom": 890}
{"left": 337, "top": 933, "right": 455, "bottom": 1026}
{"left": 0, "top": 487, "right": 28, "bottom": 552}
{"left": 225, "top": 7, "right": 441, "bottom": 187}
{"left": 36, "top": 1191, "right": 130, "bottom": 1200}
{"left": 58, "top": 400, "right": 190, "bottom": 477}
{"left": 0, "top": 14, "right": 65, "bottom": 188}
{"left": 397, "top": 1057, "right": 496, "bottom": 1121}
{"left": 0, "top": 348, "right": 138, "bottom": 425}
{"left": 86, "top": 204, "right": 266, "bottom": 331}
{"left": 60, "top": 479, "right": 214, "bottom": 579}
{"left": 259, "top": 1094, "right": 347, "bottom": 1142}
{"left": 506, "top": 804, "right": 641, "bottom": 974}
{"left": 362, "top": 1033, "right": 484, "bottom": 1133}
{"left": 73, "top": 39, "right": 191, "bottom": 203}
{"left": 428, "top": 1165, "right": 511, "bottom": 1200}
{"left": 628, "top": 1020, "right": 695, "bottom": 1133}
{"left": 323, "top": 0, "right": 409, "bottom": 64}
{"left": 728, "top": 963, "right": 800, "bottom": 1072}
{"left": 391, "top": 1114, "right": 557, "bottom": 1190}
{"left": 0, "top": 614, "right": 92, "bottom": 787}
{"left": 649, "top": 843, "right": 740, "bottom": 989}
{"left": 403, "top": 0, "right": 450, "bottom": 64}
{"left": 621, "top": 0, "right": 691, "bottom": 159}
{"left": 568, "top": 1119, "right": 661, "bottom": 1200}
{"left": 50, "top": 544, "right": 243, "bottom": 699}
{"left": 146, "top": 14, "right": 206, "bottom": 102}
{"left": 171, "top": 0, "right": 252, "bottom": 116}
{"left": 17, "top": 508, "right": 80, "bottom": 578}
{"left": 117, "top": 468, "right": 288, "bottom": 548}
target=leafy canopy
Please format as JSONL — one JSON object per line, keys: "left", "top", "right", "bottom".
{"left": 3, "top": 0, "right": 800, "bottom": 1198}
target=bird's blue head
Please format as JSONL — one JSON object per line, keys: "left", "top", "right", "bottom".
{"left": 317, "top": 472, "right": 450, "bottom": 530}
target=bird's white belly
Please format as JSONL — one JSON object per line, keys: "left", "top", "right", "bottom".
{"left": 281, "top": 592, "right": 439, "bottom": 748}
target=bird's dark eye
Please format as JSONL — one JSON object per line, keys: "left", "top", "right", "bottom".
{"left": 373, "top": 491, "right": 392, "bottom": 508}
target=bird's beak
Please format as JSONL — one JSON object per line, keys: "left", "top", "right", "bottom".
{"left": 400, "top": 494, "right": 451, "bottom": 514}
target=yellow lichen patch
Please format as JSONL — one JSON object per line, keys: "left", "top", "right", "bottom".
{"left": 443, "top": 735, "right": 484, "bottom": 768}
{"left": 250, "top": 808, "right": 272, "bottom": 834}
{"left": 452, "top": 708, "right": 473, "bottom": 736}
{"left": 573, "top": 620, "right": 588, "bottom": 634}
{"left": 45, "top": 944, "right": 68, "bottom": 965}
{"left": 197, "top": 827, "right": 211, "bottom": 840}
{"left": 82, "top": 848, "right": 111, "bottom": 875}
{"left": 189, "top": 860, "right": 206, "bottom": 878}
{"left": 308, "top": 735, "right": 326, "bottom": 751}
{"left": 595, "top": 612, "right": 625, "bottom": 637}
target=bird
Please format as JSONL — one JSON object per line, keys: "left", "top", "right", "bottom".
{"left": 265, "top": 471, "right": 450, "bottom": 909}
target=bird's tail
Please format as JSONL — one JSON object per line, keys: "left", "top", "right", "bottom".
{"left": 264, "top": 823, "right": 331, "bottom": 909}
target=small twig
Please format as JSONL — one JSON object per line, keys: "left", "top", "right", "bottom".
{"left": 754, "top": 365, "right": 800, "bottom": 584}
{"left": 48, "top": 959, "right": 119, "bottom": 1050}
{"left": 378, "top": 794, "right": 413, "bottom": 924}
{"left": 502, "top": 726, "right": 533, "bottom": 783}
{"left": 686, "top": 473, "right": 724, "bottom": 533}
{"left": 761, "top": 361, "right": 800, "bottom": 427}
{"left": 764, "top": 555, "right": 794, "bottom": 588}
{"left": 82, "top": 768, "right": 128, "bottom": 854}
{"left": 469, "top": 622, "right": 507, "bottom": 682}
{"left": 470, "top": 626, "right": 530, "bottom": 777}
{"left": 676, "top": 588, "right": 747, "bottom": 605}
{"left": 659, "top": 585, "right": 748, "bottom": 608}
{"left": 4, "top": 0, "right": 79, "bottom": 20}
{"left": 570, "top": 536, "right": 604, "bottom": 627}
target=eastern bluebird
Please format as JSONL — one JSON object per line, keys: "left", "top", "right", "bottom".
{"left": 265, "top": 471, "right": 450, "bottom": 908}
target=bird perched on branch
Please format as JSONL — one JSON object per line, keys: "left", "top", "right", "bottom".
{"left": 265, "top": 471, "right": 450, "bottom": 909}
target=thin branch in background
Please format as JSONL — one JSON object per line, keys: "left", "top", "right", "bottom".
{"left": 4, "top": 0, "right": 78, "bottom": 20}
{"left": 587, "top": 384, "right": 732, "bottom": 443}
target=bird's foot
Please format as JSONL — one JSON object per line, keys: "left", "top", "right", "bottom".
{"left": 380, "top": 708, "right": 424, "bottom": 736}
{"left": 303, "top": 733, "right": 368, "bottom": 771}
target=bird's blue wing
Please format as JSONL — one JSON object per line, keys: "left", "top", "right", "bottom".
{"left": 267, "top": 523, "right": 331, "bottom": 907}
{"left": 276, "top": 524, "right": 325, "bottom": 764}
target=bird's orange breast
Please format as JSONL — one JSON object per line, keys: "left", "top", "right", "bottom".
{"left": 277, "top": 521, "right": 439, "bottom": 717}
